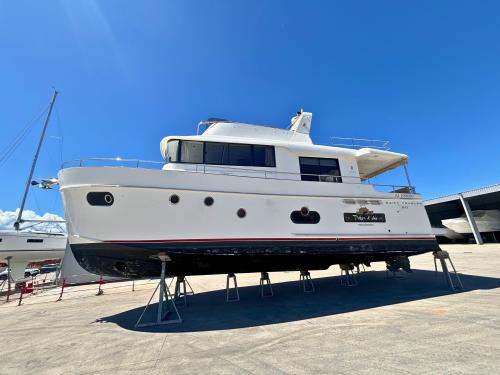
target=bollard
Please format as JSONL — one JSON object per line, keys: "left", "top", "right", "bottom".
{"left": 57, "top": 279, "right": 67, "bottom": 301}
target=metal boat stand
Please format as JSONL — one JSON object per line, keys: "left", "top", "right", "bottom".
{"left": 299, "top": 270, "right": 315, "bottom": 293}
{"left": 339, "top": 264, "right": 358, "bottom": 286}
{"left": 355, "top": 264, "right": 366, "bottom": 273}
{"left": 433, "top": 250, "right": 464, "bottom": 291}
{"left": 226, "top": 273, "right": 239, "bottom": 302}
{"left": 135, "top": 255, "right": 182, "bottom": 327}
{"left": 171, "top": 276, "right": 195, "bottom": 306}
{"left": 260, "top": 272, "right": 274, "bottom": 298}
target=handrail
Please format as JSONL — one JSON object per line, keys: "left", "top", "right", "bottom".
{"left": 60, "top": 157, "right": 416, "bottom": 193}
{"left": 61, "top": 158, "right": 164, "bottom": 169}
{"left": 331, "top": 137, "right": 390, "bottom": 151}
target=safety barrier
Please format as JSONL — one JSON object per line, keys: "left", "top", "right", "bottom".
{"left": 2, "top": 274, "right": 161, "bottom": 307}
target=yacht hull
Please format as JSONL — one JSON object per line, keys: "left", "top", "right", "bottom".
{"left": 59, "top": 167, "right": 439, "bottom": 278}
{"left": 70, "top": 237, "right": 438, "bottom": 278}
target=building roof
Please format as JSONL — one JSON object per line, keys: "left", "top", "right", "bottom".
{"left": 424, "top": 183, "right": 500, "bottom": 206}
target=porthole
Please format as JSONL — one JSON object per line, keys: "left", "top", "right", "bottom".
{"left": 291, "top": 210, "right": 320, "bottom": 224}
{"left": 87, "top": 192, "right": 114, "bottom": 206}
{"left": 204, "top": 197, "right": 214, "bottom": 206}
{"left": 170, "top": 194, "right": 180, "bottom": 204}
{"left": 237, "top": 208, "right": 246, "bottom": 218}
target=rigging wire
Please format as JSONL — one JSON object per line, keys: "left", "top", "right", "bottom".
{"left": 0, "top": 104, "right": 50, "bottom": 168}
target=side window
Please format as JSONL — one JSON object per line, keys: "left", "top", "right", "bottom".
{"left": 299, "top": 157, "right": 342, "bottom": 183}
{"left": 166, "top": 140, "right": 179, "bottom": 162}
{"left": 299, "top": 157, "right": 320, "bottom": 181}
{"left": 253, "top": 145, "right": 276, "bottom": 167}
{"left": 319, "top": 158, "right": 342, "bottom": 183}
{"left": 180, "top": 141, "right": 203, "bottom": 163}
{"left": 228, "top": 144, "right": 253, "bottom": 166}
{"left": 204, "top": 142, "right": 229, "bottom": 165}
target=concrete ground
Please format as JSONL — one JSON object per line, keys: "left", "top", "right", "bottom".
{"left": 1, "top": 244, "right": 499, "bottom": 374}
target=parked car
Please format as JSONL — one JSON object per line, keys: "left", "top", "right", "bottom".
{"left": 24, "top": 268, "right": 40, "bottom": 278}
{"left": 0, "top": 268, "right": 9, "bottom": 280}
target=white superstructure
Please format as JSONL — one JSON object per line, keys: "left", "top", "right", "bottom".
{"left": 58, "top": 111, "right": 438, "bottom": 278}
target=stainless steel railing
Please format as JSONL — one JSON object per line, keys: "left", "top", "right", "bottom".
{"left": 61, "top": 158, "right": 165, "bottom": 169}
{"left": 331, "top": 137, "right": 390, "bottom": 150}
{"left": 60, "top": 157, "right": 415, "bottom": 193}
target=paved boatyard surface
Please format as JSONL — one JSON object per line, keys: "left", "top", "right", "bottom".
{"left": 1, "top": 244, "right": 499, "bottom": 374}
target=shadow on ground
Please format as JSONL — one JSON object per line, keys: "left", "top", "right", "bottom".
{"left": 97, "top": 269, "right": 500, "bottom": 333}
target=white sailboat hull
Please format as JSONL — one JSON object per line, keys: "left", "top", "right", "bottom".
{"left": 0, "top": 231, "right": 67, "bottom": 280}
{"left": 442, "top": 210, "right": 500, "bottom": 234}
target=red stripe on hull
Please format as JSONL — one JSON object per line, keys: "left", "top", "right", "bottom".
{"left": 105, "top": 236, "right": 435, "bottom": 244}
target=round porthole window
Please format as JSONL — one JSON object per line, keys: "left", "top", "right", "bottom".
{"left": 204, "top": 197, "right": 214, "bottom": 206}
{"left": 169, "top": 194, "right": 180, "bottom": 204}
{"left": 237, "top": 208, "right": 246, "bottom": 218}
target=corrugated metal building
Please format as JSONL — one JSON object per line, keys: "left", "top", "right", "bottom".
{"left": 424, "top": 183, "right": 500, "bottom": 244}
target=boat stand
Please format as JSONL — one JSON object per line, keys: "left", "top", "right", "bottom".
{"left": 340, "top": 264, "right": 358, "bottom": 286}
{"left": 299, "top": 270, "right": 315, "bottom": 293}
{"left": 355, "top": 264, "right": 366, "bottom": 273}
{"left": 260, "top": 272, "right": 273, "bottom": 298}
{"left": 226, "top": 273, "right": 239, "bottom": 302}
{"left": 433, "top": 250, "right": 464, "bottom": 291}
{"left": 173, "top": 275, "right": 195, "bottom": 306}
{"left": 135, "top": 256, "right": 182, "bottom": 327}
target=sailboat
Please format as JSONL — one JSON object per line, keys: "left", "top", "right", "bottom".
{"left": 0, "top": 90, "right": 67, "bottom": 281}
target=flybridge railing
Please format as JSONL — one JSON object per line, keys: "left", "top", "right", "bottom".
{"left": 331, "top": 137, "right": 390, "bottom": 151}
{"left": 60, "top": 157, "right": 415, "bottom": 194}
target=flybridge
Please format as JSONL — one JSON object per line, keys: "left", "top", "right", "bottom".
{"left": 197, "top": 111, "right": 314, "bottom": 144}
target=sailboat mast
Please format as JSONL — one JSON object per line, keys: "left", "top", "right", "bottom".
{"left": 14, "top": 89, "right": 58, "bottom": 230}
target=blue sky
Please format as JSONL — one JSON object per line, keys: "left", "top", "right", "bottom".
{"left": 1, "top": 0, "right": 499, "bottom": 219}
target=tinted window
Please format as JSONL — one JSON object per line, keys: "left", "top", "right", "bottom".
{"left": 166, "top": 140, "right": 179, "bottom": 162}
{"left": 228, "top": 144, "right": 253, "bottom": 166}
{"left": 168, "top": 140, "right": 276, "bottom": 168}
{"left": 204, "top": 142, "right": 229, "bottom": 165}
{"left": 299, "top": 157, "right": 320, "bottom": 181}
{"left": 299, "top": 157, "right": 342, "bottom": 183}
{"left": 253, "top": 145, "right": 276, "bottom": 167}
{"left": 180, "top": 141, "right": 203, "bottom": 163}
{"left": 27, "top": 239, "right": 44, "bottom": 243}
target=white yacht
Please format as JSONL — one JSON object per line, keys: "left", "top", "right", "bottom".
{"left": 58, "top": 111, "right": 438, "bottom": 278}
{"left": 0, "top": 231, "right": 66, "bottom": 280}
{"left": 442, "top": 210, "right": 500, "bottom": 234}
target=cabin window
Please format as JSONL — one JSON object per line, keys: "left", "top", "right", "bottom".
{"left": 180, "top": 141, "right": 203, "bottom": 163}
{"left": 27, "top": 239, "right": 44, "bottom": 243}
{"left": 299, "top": 157, "right": 342, "bottom": 183}
{"left": 166, "top": 140, "right": 180, "bottom": 162}
{"left": 228, "top": 144, "right": 253, "bottom": 166}
{"left": 170, "top": 140, "right": 276, "bottom": 168}
{"left": 253, "top": 145, "right": 276, "bottom": 167}
{"left": 205, "top": 142, "right": 229, "bottom": 165}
